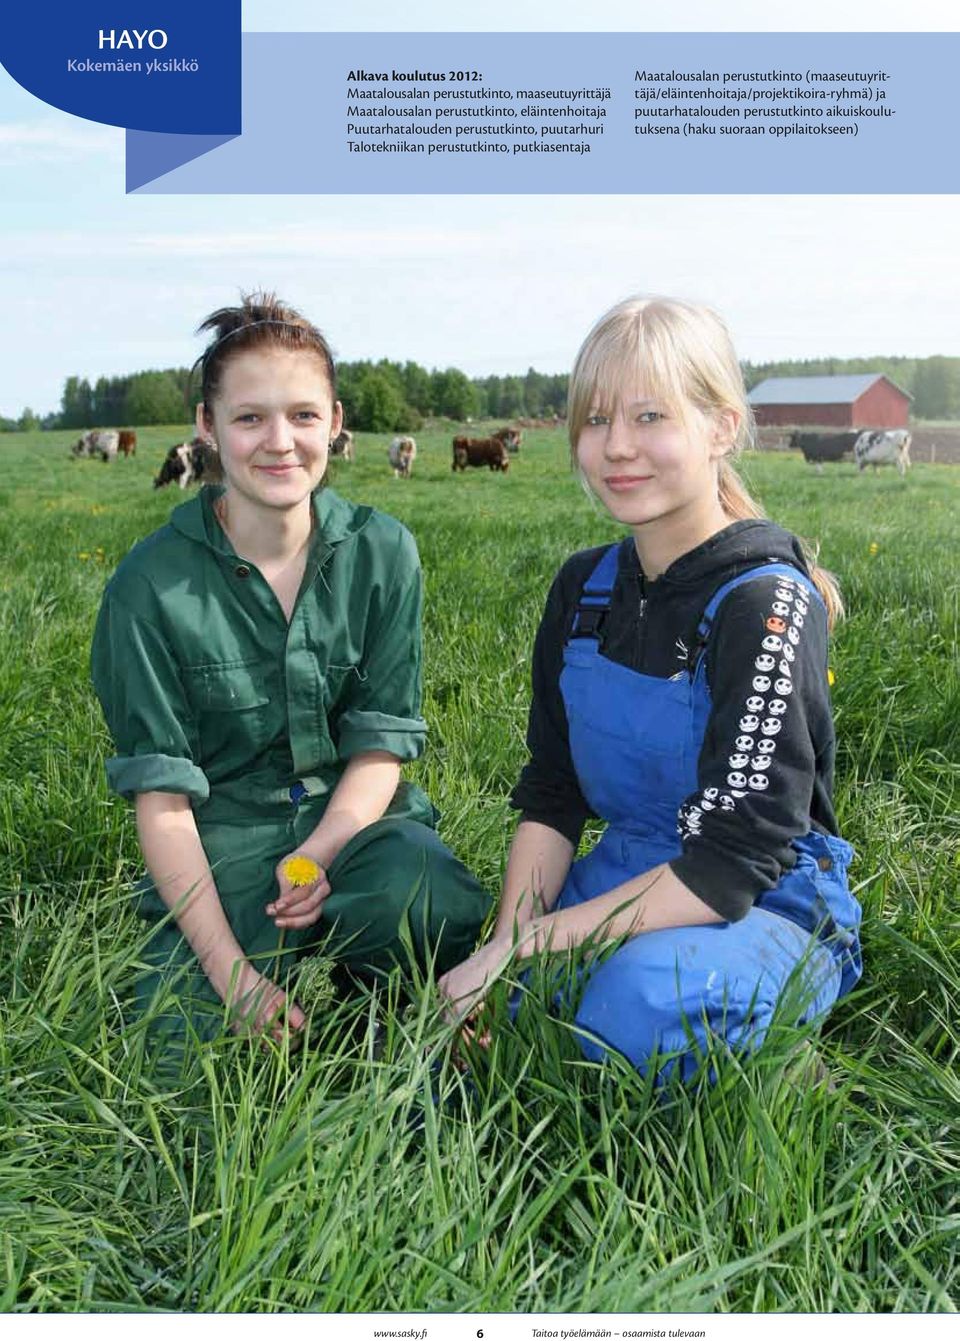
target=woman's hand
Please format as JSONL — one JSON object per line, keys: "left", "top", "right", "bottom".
{"left": 267, "top": 851, "right": 332, "bottom": 929}
{"left": 220, "top": 959, "right": 307, "bottom": 1044}
{"left": 437, "top": 935, "right": 515, "bottom": 1029}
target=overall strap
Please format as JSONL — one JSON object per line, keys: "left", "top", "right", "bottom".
{"left": 691, "top": 563, "right": 823, "bottom": 668}
{"left": 569, "top": 542, "right": 621, "bottom": 640}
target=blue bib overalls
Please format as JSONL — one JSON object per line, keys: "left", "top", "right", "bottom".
{"left": 551, "top": 544, "right": 862, "bottom": 1080}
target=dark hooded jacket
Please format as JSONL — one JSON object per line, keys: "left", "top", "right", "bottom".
{"left": 510, "top": 519, "right": 840, "bottom": 922}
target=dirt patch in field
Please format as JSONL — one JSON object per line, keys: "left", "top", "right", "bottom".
{"left": 756, "top": 425, "right": 960, "bottom": 465}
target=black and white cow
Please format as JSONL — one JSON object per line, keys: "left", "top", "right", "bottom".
{"left": 330, "top": 429, "right": 354, "bottom": 461}
{"left": 153, "top": 439, "right": 207, "bottom": 489}
{"left": 71, "top": 429, "right": 119, "bottom": 462}
{"left": 854, "top": 429, "right": 912, "bottom": 477}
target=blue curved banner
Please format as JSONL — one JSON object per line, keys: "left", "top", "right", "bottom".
{"left": 0, "top": 2, "right": 241, "bottom": 189}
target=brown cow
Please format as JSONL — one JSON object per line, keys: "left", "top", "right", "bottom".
{"left": 452, "top": 436, "right": 510, "bottom": 472}
{"left": 492, "top": 426, "right": 522, "bottom": 453}
{"left": 118, "top": 429, "right": 137, "bottom": 457}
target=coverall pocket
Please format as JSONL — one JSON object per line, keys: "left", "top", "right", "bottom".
{"left": 184, "top": 660, "right": 272, "bottom": 760}
{"left": 760, "top": 831, "right": 861, "bottom": 996}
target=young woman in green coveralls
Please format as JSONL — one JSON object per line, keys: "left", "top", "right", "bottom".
{"left": 92, "top": 294, "right": 490, "bottom": 1044}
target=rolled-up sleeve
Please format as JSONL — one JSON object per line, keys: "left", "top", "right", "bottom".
{"left": 335, "top": 526, "right": 427, "bottom": 762}
{"left": 91, "top": 587, "right": 210, "bottom": 802}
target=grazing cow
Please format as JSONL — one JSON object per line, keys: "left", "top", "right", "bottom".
{"left": 330, "top": 428, "right": 354, "bottom": 461}
{"left": 118, "top": 429, "right": 137, "bottom": 457}
{"left": 493, "top": 426, "right": 522, "bottom": 454}
{"left": 854, "top": 429, "right": 912, "bottom": 477}
{"left": 153, "top": 438, "right": 207, "bottom": 489}
{"left": 789, "top": 430, "right": 860, "bottom": 474}
{"left": 71, "top": 429, "right": 119, "bottom": 462}
{"left": 452, "top": 435, "right": 510, "bottom": 472}
{"left": 388, "top": 435, "right": 417, "bottom": 478}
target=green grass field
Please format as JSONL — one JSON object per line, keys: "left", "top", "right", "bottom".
{"left": 1, "top": 426, "right": 958, "bottom": 1312}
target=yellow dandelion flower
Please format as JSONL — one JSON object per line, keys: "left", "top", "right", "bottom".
{"left": 78, "top": 551, "right": 90, "bottom": 560}
{"left": 283, "top": 855, "right": 321, "bottom": 887}
{"left": 828, "top": 668, "right": 836, "bottom": 687}
{"left": 868, "top": 542, "right": 879, "bottom": 556}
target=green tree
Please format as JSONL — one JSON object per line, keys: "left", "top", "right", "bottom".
{"left": 60, "top": 376, "right": 94, "bottom": 429}
{"left": 523, "top": 366, "right": 547, "bottom": 416}
{"left": 353, "top": 368, "right": 411, "bottom": 432}
{"left": 401, "top": 361, "right": 434, "bottom": 416}
{"left": 912, "top": 357, "right": 959, "bottom": 420}
{"left": 545, "top": 373, "right": 568, "bottom": 417}
{"left": 495, "top": 376, "right": 525, "bottom": 418}
{"left": 91, "top": 376, "right": 127, "bottom": 426}
{"left": 431, "top": 368, "right": 478, "bottom": 421}
{"left": 124, "top": 372, "right": 186, "bottom": 425}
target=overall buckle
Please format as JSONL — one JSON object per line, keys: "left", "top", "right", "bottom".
{"left": 571, "top": 605, "right": 607, "bottom": 639}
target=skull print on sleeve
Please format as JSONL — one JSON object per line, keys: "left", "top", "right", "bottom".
{"left": 671, "top": 571, "right": 837, "bottom": 922}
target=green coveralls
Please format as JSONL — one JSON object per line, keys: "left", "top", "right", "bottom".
{"left": 91, "top": 485, "right": 490, "bottom": 1039}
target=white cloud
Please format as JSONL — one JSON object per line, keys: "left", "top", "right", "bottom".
{"left": 0, "top": 220, "right": 496, "bottom": 265}
{"left": 129, "top": 224, "right": 493, "bottom": 260}
{"left": 0, "top": 119, "right": 123, "bottom": 166}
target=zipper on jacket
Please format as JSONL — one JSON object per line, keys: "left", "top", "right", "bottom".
{"left": 637, "top": 571, "right": 647, "bottom": 663}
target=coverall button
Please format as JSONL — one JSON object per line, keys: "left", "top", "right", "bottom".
{"left": 234, "top": 564, "right": 251, "bottom": 579}
{"left": 817, "top": 856, "right": 833, "bottom": 872}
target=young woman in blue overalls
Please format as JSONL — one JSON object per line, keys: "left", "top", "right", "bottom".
{"left": 439, "top": 295, "right": 862, "bottom": 1080}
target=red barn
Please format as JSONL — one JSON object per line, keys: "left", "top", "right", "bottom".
{"left": 748, "top": 373, "right": 911, "bottom": 429}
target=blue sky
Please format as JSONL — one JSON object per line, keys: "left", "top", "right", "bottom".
{"left": 2, "top": 1, "right": 958, "bottom": 418}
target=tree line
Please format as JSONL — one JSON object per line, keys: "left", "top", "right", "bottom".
{"left": 3, "top": 361, "right": 570, "bottom": 434}
{"left": 4, "top": 353, "right": 960, "bottom": 433}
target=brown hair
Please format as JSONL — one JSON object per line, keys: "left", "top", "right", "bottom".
{"left": 194, "top": 290, "right": 336, "bottom": 411}
{"left": 568, "top": 295, "right": 844, "bottom": 627}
